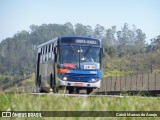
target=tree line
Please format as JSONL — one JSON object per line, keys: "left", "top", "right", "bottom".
{"left": 0, "top": 22, "right": 159, "bottom": 75}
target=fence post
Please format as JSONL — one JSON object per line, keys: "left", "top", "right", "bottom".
{"left": 125, "top": 76, "right": 126, "bottom": 91}
{"left": 130, "top": 75, "right": 132, "bottom": 91}
{"left": 148, "top": 73, "right": 149, "bottom": 90}
{"left": 106, "top": 77, "right": 107, "bottom": 92}
{"left": 155, "top": 73, "right": 156, "bottom": 90}
{"left": 102, "top": 78, "right": 103, "bottom": 92}
{"left": 114, "top": 75, "right": 117, "bottom": 91}
{"left": 120, "top": 76, "right": 121, "bottom": 91}
{"left": 114, "top": 80, "right": 116, "bottom": 91}
{"left": 142, "top": 74, "right": 143, "bottom": 90}
{"left": 136, "top": 74, "right": 137, "bottom": 90}
{"left": 116, "top": 74, "right": 118, "bottom": 91}
{"left": 105, "top": 79, "right": 107, "bottom": 92}
{"left": 151, "top": 65, "right": 153, "bottom": 73}
{"left": 110, "top": 76, "right": 112, "bottom": 91}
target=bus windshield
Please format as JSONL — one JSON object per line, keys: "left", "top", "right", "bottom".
{"left": 59, "top": 45, "right": 100, "bottom": 70}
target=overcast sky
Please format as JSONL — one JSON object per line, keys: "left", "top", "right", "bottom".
{"left": 0, "top": 0, "right": 160, "bottom": 43}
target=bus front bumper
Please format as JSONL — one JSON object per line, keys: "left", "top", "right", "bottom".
{"left": 58, "top": 79, "right": 101, "bottom": 88}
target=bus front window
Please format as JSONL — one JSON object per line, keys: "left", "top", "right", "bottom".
{"left": 59, "top": 45, "right": 100, "bottom": 70}
{"left": 80, "top": 46, "right": 100, "bottom": 70}
{"left": 81, "top": 46, "right": 100, "bottom": 63}
{"left": 59, "top": 45, "right": 79, "bottom": 64}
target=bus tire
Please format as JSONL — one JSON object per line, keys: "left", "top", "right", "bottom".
{"left": 53, "top": 87, "right": 59, "bottom": 93}
{"left": 87, "top": 88, "right": 93, "bottom": 94}
{"left": 38, "top": 75, "right": 41, "bottom": 87}
{"left": 68, "top": 87, "right": 79, "bottom": 94}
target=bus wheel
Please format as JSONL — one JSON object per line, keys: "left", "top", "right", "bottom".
{"left": 68, "top": 87, "right": 79, "bottom": 94}
{"left": 38, "top": 75, "right": 41, "bottom": 88}
{"left": 36, "top": 76, "right": 41, "bottom": 93}
{"left": 40, "top": 89, "right": 47, "bottom": 93}
{"left": 53, "top": 87, "right": 59, "bottom": 93}
{"left": 87, "top": 88, "right": 93, "bottom": 94}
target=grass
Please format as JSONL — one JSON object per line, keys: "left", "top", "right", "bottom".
{"left": 0, "top": 74, "right": 35, "bottom": 93}
{"left": 0, "top": 73, "right": 160, "bottom": 120}
{"left": 0, "top": 74, "right": 12, "bottom": 84}
{"left": 102, "top": 69, "right": 133, "bottom": 77}
{"left": 0, "top": 92, "right": 160, "bottom": 120}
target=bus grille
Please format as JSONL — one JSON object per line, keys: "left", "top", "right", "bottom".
{"left": 66, "top": 74, "right": 95, "bottom": 82}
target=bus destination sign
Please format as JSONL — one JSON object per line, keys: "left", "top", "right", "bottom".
{"left": 75, "top": 39, "right": 99, "bottom": 45}
{"left": 60, "top": 37, "right": 100, "bottom": 45}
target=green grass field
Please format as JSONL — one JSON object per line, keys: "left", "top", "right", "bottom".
{"left": 0, "top": 92, "right": 160, "bottom": 120}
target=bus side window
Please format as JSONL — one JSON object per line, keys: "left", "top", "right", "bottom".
{"left": 40, "top": 48, "right": 42, "bottom": 63}
{"left": 52, "top": 43, "right": 54, "bottom": 52}
{"left": 51, "top": 43, "right": 54, "bottom": 60}
{"left": 43, "top": 47, "right": 45, "bottom": 54}
{"left": 41, "top": 48, "right": 43, "bottom": 55}
{"left": 46, "top": 46, "right": 48, "bottom": 54}
{"left": 43, "top": 47, "right": 45, "bottom": 62}
{"left": 49, "top": 44, "right": 51, "bottom": 53}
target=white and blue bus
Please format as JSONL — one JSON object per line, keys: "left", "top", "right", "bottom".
{"left": 36, "top": 36, "right": 103, "bottom": 94}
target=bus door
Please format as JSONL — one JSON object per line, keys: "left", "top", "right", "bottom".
{"left": 50, "top": 43, "right": 58, "bottom": 92}
{"left": 36, "top": 48, "right": 42, "bottom": 87}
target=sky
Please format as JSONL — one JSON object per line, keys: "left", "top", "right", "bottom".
{"left": 0, "top": 0, "right": 160, "bottom": 43}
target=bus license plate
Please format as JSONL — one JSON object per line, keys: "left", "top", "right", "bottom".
{"left": 75, "top": 82, "right": 83, "bottom": 86}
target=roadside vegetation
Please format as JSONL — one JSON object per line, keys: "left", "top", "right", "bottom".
{"left": 102, "top": 50, "right": 160, "bottom": 77}
{"left": 0, "top": 22, "right": 160, "bottom": 120}
{"left": 0, "top": 22, "right": 160, "bottom": 76}
{"left": 0, "top": 74, "right": 34, "bottom": 93}
{"left": 2, "top": 93, "right": 160, "bottom": 111}
{"left": 0, "top": 92, "right": 160, "bottom": 120}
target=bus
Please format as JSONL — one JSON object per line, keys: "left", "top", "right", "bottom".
{"left": 35, "top": 36, "right": 103, "bottom": 94}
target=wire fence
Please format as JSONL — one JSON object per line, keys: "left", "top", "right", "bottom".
{"left": 98, "top": 72, "right": 160, "bottom": 92}
{"left": 1, "top": 71, "right": 160, "bottom": 94}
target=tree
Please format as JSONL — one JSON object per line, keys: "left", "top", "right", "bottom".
{"left": 103, "top": 26, "right": 117, "bottom": 56}
{"left": 0, "top": 22, "right": 149, "bottom": 75}
{"left": 94, "top": 24, "right": 105, "bottom": 39}
{"left": 75, "top": 23, "right": 88, "bottom": 36}
{"left": 134, "top": 29, "right": 146, "bottom": 53}
{"left": 150, "top": 35, "right": 160, "bottom": 50}
{"left": 64, "top": 22, "right": 75, "bottom": 35}
{"left": 116, "top": 23, "right": 146, "bottom": 56}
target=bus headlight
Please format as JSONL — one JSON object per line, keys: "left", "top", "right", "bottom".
{"left": 96, "top": 64, "right": 100, "bottom": 69}
{"left": 63, "top": 76, "right": 67, "bottom": 81}
{"left": 91, "top": 78, "right": 96, "bottom": 82}
{"left": 90, "top": 78, "right": 101, "bottom": 82}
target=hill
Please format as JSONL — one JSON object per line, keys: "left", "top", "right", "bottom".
{"left": 0, "top": 22, "right": 160, "bottom": 76}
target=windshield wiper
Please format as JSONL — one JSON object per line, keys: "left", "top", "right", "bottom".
{"left": 68, "top": 44, "right": 76, "bottom": 55}
{"left": 84, "top": 46, "right": 92, "bottom": 56}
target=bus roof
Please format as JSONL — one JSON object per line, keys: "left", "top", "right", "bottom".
{"left": 60, "top": 36, "right": 100, "bottom": 40}
{"left": 37, "top": 36, "right": 101, "bottom": 48}
{"left": 37, "top": 37, "right": 58, "bottom": 48}
{"left": 59, "top": 36, "right": 101, "bottom": 46}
